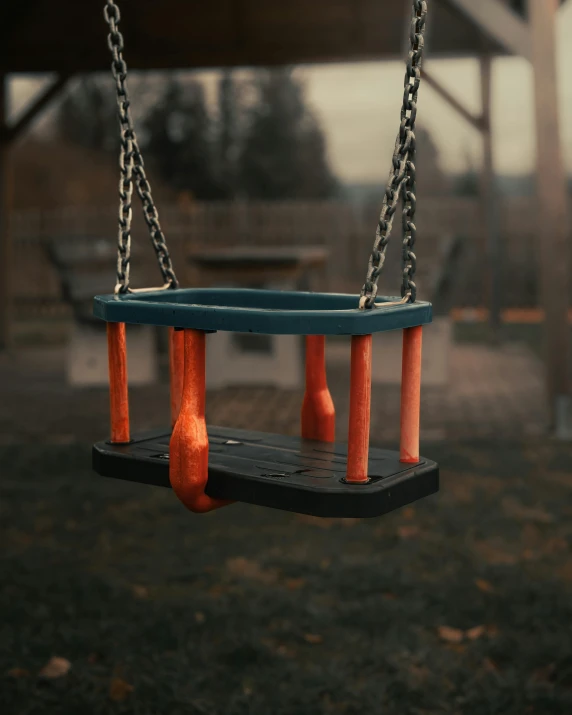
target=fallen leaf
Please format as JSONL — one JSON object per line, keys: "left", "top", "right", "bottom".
{"left": 132, "top": 585, "right": 148, "bottom": 599}
{"left": 475, "top": 578, "right": 495, "bottom": 594}
{"left": 447, "top": 643, "right": 467, "bottom": 654}
{"left": 382, "top": 592, "right": 397, "bottom": 601}
{"left": 408, "top": 664, "right": 429, "bottom": 682}
{"left": 296, "top": 514, "right": 333, "bottom": 528}
{"left": 109, "top": 677, "right": 134, "bottom": 702}
{"left": 320, "top": 559, "right": 331, "bottom": 570}
{"left": 285, "top": 578, "right": 305, "bottom": 591}
{"left": 402, "top": 507, "right": 416, "bottom": 520}
{"left": 438, "top": 626, "right": 464, "bottom": 644}
{"left": 261, "top": 638, "right": 294, "bottom": 657}
{"left": 208, "top": 583, "right": 228, "bottom": 597}
{"left": 475, "top": 541, "right": 518, "bottom": 565}
{"left": 87, "top": 653, "right": 99, "bottom": 664}
{"left": 531, "top": 664, "right": 557, "bottom": 684}
{"left": 502, "top": 498, "right": 555, "bottom": 524}
{"left": 194, "top": 611, "right": 206, "bottom": 624}
{"left": 6, "top": 668, "right": 30, "bottom": 678}
{"left": 483, "top": 658, "right": 499, "bottom": 673}
{"left": 545, "top": 537, "right": 568, "bottom": 554}
{"left": 303, "top": 633, "right": 323, "bottom": 644}
{"left": 38, "top": 657, "right": 71, "bottom": 679}
{"left": 226, "top": 557, "right": 278, "bottom": 584}
{"left": 557, "top": 561, "right": 572, "bottom": 582}
{"left": 485, "top": 624, "right": 499, "bottom": 638}
{"left": 341, "top": 518, "right": 360, "bottom": 528}
{"left": 466, "top": 625, "right": 486, "bottom": 641}
{"left": 398, "top": 525, "right": 419, "bottom": 539}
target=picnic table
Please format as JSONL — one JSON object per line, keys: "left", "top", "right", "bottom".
{"left": 188, "top": 246, "right": 329, "bottom": 290}
{"left": 187, "top": 246, "right": 330, "bottom": 390}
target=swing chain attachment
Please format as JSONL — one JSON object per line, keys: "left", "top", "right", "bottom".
{"left": 103, "top": 0, "right": 179, "bottom": 294}
{"left": 359, "top": 0, "right": 427, "bottom": 310}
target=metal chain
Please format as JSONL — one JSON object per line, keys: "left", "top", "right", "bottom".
{"left": 103, "top": 0, "right": 179, "bottom": 293}
{"left": 359, "top": 0, "right": 427, "bottom": 309}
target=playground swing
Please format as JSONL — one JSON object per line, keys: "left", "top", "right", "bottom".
{"left": 92, "top": 0, "right": 439, "bottom": 518}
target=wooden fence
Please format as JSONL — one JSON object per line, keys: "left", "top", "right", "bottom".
{"left": 9, "top": 196, "right": 566, "bottom": 318}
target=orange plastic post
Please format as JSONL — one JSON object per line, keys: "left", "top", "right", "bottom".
{"left": 400, "top": 326, "right": 423, "bottom": 464}
{"left": 169, "top": 327, "right": 184, "bottom": 428}
{"left": 169, "top": 329, "right": 231, "bottom": 513}
{"left": 301, "top": 335, "right": 335, "bottom": 442}
{"left": 346, "top": 334, "right": 372, "bottom": 483}
{"left": 107, "top": 321, "right": 130, "bottom": 444}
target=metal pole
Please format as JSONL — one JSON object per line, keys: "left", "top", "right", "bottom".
{"left": 0, "top": 74, "right": 11, "bottom": 351}
{"left": 479, "top": 53, "right": 502, "bottom": 342}
{"left": 529, "top": 0, "right": 571, "bottom": 437}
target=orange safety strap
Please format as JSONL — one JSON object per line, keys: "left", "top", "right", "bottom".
{"left": 346, "top": 334, "right": 372, "bottom": 483}
{"left": 400, "top": 326, "right": 422, "bottom": 463}
{"left": 107, "top": 322, "right": 130, "bottom": 444}
{"left": 301, "top": 335, "right": 335, "bottom": 442}
{"left": 169, "top": 329, "right": 232, "bottom": 513}
{"left": 169, "top": 327, "right": 184, "bottom": 428}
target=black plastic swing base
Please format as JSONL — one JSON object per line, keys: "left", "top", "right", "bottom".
{"left": 92, "top": 427, "right": 439, "bottom": 519}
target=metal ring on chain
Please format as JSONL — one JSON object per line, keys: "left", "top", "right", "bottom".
{"left": 104, "top": 0, "right": 179, "bottom": 294}
{"left": 359, "top": 0, "right": 427, "bottom": 309}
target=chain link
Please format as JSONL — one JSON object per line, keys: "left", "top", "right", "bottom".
{"left": 359, "top": 0, "right": 427, "bottom": 309}
{"left": 103, "top": 0, "right": 179, "bottom": 293}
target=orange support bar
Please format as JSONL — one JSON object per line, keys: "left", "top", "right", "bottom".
{"left": 107, "top": 321, "right": 130, "bottom": 444}
{"left": 169, "top": 327, "right": 184, "bottom": 428}
{"left": 346, "top": 334, "right": 372, "bottom": 483}
{"left": 400, "top": 326, "right": 423, "bottom": 464}
{"left": 169, "top": 329, "right": 231, "bottom": 513}
{"left": 301, "top": 335, "right": 335, "bottom": 442}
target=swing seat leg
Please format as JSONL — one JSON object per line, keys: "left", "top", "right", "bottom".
{"left": 169, "top": 329, "right": 231, "bottom": 514}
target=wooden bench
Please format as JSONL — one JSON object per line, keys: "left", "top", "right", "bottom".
{"left": 46, "top": 238, "right": 158, "bottom": 386}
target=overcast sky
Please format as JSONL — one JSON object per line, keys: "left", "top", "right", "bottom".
{"left": 9, "top": 2, "right": 572, "bottom": 183}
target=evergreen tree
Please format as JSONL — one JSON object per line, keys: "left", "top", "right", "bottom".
{"left": 142, "top": 79, "right": 221, "bottom": 199}
{"left": 217, "top": 70, "right": 240, "bottom": 198}
{"left": 238, "top": 69, "right": 338, "bottom": 200}
{"left": 55, "top": 76, "right": 119, "bottom": 154}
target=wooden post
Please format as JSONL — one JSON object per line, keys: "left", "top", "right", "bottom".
{"left": 169, "top": 330, "right": 231, "bottom": 513}
{"left": 400, "top": 326, "right": 423, "bottom": 463}
{"left": 107, "top": 322, "right": 130, "bottom": 444}
{"left": 346, "top": 334, "right": 372, "bottom": 483}
{"left": 529, "top": 0, "right": 571, "bottom": 436}
{"left": 169, "top": 327, "right": 184, "bottom": 428}
{"left": 479, "top": 53, "right": 502, "bottom": 342}
{"left": 0, "top": 74, "right": 68, "bottom": 351}
{"left": 0, "top": 75, "right": 11, "bottom": 350}
{"left": 301, "top": 335, "right": 335, "bottom": 442}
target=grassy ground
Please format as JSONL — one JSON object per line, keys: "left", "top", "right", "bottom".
{"left": 2, "top": 440, "right": 572, "bottom": 714}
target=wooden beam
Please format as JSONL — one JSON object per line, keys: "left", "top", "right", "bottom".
{"left": 529, "top": 0, "right": 571, "bottom": 435}
{"left": 445, "top": 0, "right": 532, "bottom": 60}
{"left": 0, "top": 0, "right": 44, "bottom": 39}
{"left": 421, "top": 69, "right": 485, "bottom": 132}
{"left": 479, "top": 54, "right": 502, "bottom": 342}
{"left": 0, "top": 75, "right": 11, "bottom": 350}
{"left": 1, "top": 75, "right": 70, "bottom": 144}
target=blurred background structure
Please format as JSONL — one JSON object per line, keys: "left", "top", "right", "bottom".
{"left": 2, "top": 3, "right": 572, "bottom": 712}
{"left": 0, "top": 0, "right": 571, "bottom": 442}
